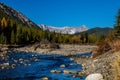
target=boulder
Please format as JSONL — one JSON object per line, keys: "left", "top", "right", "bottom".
{"left": 85, "top": 73, "right": 104, "bottom": 80}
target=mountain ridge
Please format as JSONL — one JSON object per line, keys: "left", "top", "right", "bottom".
{"left": 84, "top": 27, "right": 113, "bottom": 35}
{"left": 38, "top": 24, "right": 88, "bottom": 34}
{"left": 0, "top": 2, "right": 39, "bottom": 28}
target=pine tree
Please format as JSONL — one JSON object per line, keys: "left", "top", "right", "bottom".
{"left": 89, "top": 33, "right": 96, "bottom": 43}
{"left": 85, "top": 32, "right": 88, "bottom": 43}
{"left": 6, "top": 19, "right": 12, "bottom": 43}
{"left": 1, "top": 17, "right": 7, "bottom": 27}
{"left": 0, "top": 21, "right": 1, "bottom": 34}
{"left": 98, "top": 33, "right": 106, "bottom": 41}
{"left": 114, "top": 9, "right": 120, "bottom": 37}
{"left": 11, "top": 30, "right": 15, "bottom": 44}
{"left": 80, "top": 33, "right": 84, "bottom": 43}
{"left": 0, "top": 33, "right": 6, "bottom": 44}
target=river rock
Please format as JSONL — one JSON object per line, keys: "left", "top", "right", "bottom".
{"left": 50, "top": 70, "right": 62, "bottom": 73}
{"left": 85, "top": 73, "right": 104, "bottom": 80}
{"left": 60, "top": 64, "right": 65, "bottom": 68}
{"left": 13, "top": 60, "right": 18, "bottom": 63}
{"left": 41, "top": 77, "right": 48, "bottom": 80}
{"left": 50, "top": 70, "right": 56, "bottom": 73}
{"left": 69, "top": 63, "right": 74, "bottom": 66}
{"left": 11, "top": 64, "right": 16, "bottom": 69}
{"left": 70, "top": 58, "right": 74, "bottom": 61}
{"left": 63, "top": 70, "right": 75, "bottom": 74}
{"left": 3, "top": 62, "right": 9, "bottom": 68}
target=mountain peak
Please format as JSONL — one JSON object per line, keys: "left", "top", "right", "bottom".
{"left": 38, "top": 24, "right": 88, "bottom": 34}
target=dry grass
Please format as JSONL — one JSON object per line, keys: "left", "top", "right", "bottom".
{"left": 92, "top": 38, "right": 120, "bottom": 58}
{"left": 92, "top": 40, "right": 111, "bottom": 58}
{"left": 109, "top": 39, "right": 120, "bottom": 52}
{"left": 112, "top": 55, "right": 120, "bottom": 80}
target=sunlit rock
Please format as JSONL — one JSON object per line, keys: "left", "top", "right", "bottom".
{"left": 63, "top": 70, "right": 75, "bottom": 74}
{"left": 50, "top": 70, "right": 56, "bottom": 73}
{"left": 14, "top": 60, "right": 18, "bottom": 63}
{"left": 70, "top": 58, "right": 74, "bottom": 61}
{"left": 69, "top": 63, "right": 74, "bottom": 66}
{"left": 60, "top": 64, "right": 65, "bottom": 68}
{"left": 41, "top": 77, "right": 48, "bottom": 80}
{"left": 86, "top": 73, "right": 104, "bottom": 80}
{"left": 50, "top": 70, "right": 62, "bottom": 73}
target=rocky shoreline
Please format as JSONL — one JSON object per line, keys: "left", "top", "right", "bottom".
{"left": 13, "top": 44, "right": 96, "bottom": 56}
{"left": 72, "top": 51, "right": 120, "bottom": 80}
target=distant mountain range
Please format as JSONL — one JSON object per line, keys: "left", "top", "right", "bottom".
{"left": 87, "top": 27, "right": 113, "bottom": 35}
{"left": 38, "top": 24, "right": 88, "bottom": 34}
{"left": 75, "top": 27, "right": 113, "bottom": 35}
{"left": 38, "top": 24, "right": 113, "bottom": 35}
{"left": 86, "top": 27, "right": 113, "bottom": 35}
{"left": 0, "top": 2, "right": 38, "bottom": 28}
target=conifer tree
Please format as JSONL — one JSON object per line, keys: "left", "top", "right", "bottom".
{"left": 80, "top": 33, "right": 84, "bottom": 43}
{"left": 1, "top": 17, "right": 7, "bottom": 27}
{"left": 11, "top": 30, "right": 15, "bottom": 44}
{"left": 0, "top": 33, "right": 5, "bottom": 44}
{"left": 6, "top": 19, "right": 12, "bottom": 43}
{"left": 85, "top": 32, "right": 88, "bottom": 43}
{"left": 114, "top": 9, "right": 120, "bottom": 37}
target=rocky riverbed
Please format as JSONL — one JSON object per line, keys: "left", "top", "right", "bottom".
{"left": 1, "top": 44, "right": 118, "bottom": 80}
{"left": 13, "top": 44, "right": 96, "bottom": 56}
{"left": 0, "top": 44, "right": 96, "bottom": 80}
{"left": 0, "top": 50, "right": 86, "bottom": 80}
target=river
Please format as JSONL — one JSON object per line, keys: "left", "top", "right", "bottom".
{"left": 0, "top": 51, "right": 88, "bottom": 80}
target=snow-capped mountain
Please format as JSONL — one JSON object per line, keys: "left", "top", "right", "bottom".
{"left": 39, "top": 24, "right": 88, "bottom": 34}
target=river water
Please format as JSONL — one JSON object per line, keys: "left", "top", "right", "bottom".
{"left": 0, "top": 51, "right": 88, "bottom": 80}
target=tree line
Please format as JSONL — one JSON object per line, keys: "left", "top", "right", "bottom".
{"left": 0, "top": 16, "right": 107, "bottom": 45}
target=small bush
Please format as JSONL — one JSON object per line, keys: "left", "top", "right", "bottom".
{"left": 92, "top": 50, "right": 100, "bottom": 58}
{"left": 92, "top": 40, "right": 111, "bottom": 58}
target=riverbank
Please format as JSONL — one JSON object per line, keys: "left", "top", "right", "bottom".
{"left": 73, "top": 50, "right": 120, "bottom": 80}
{"left": 13, "top": 44, "right": 96, "bottom": 56}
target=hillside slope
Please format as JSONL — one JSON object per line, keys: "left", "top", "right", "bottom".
{"left": 0, "top": 2, "right": 39, "bottom": 28}
{"left": 86, "top": 27, "right": 113, "bottom": 35}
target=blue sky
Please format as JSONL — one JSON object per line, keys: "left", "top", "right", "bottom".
{"left": 0, "top": 0, "right": 120, "bottom": 28}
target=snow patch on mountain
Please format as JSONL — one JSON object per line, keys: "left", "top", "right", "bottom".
{"left": 38, "top": 24, "right": 88, "bottom": 34}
